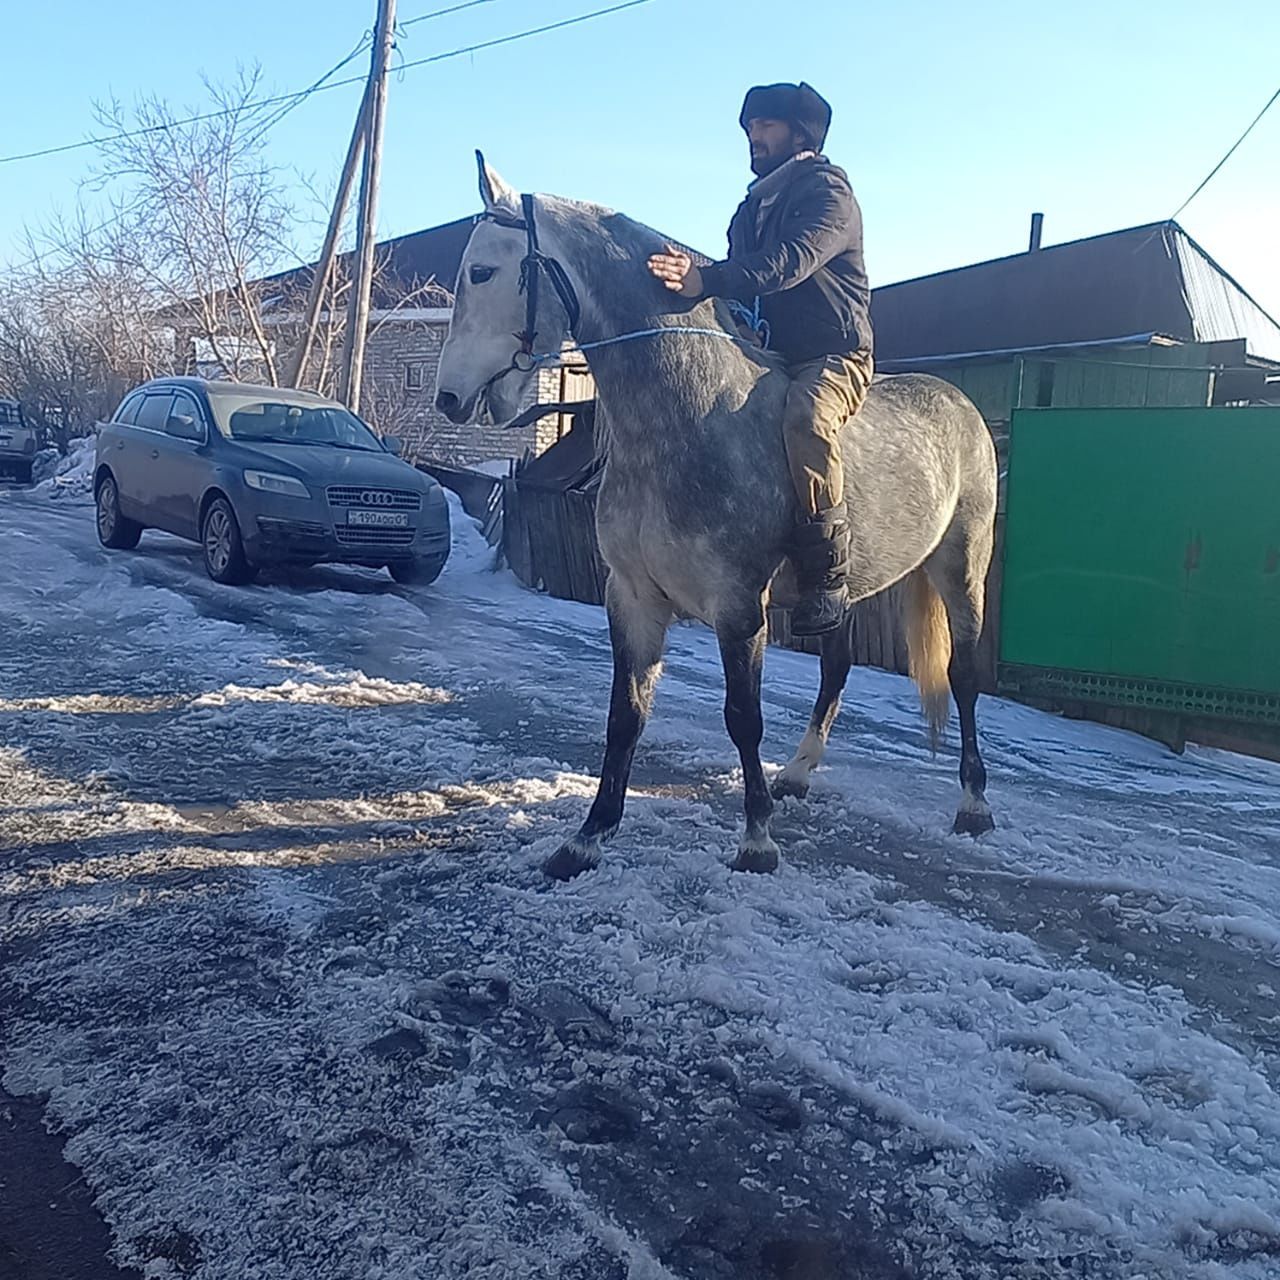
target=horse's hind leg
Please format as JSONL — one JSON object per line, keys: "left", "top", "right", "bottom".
{"left": 543, "top": 579, "right": 671, "bottom": 880}
{"left": 925, "top": 511, "right": 995, "bottom": 835}
{"left": 717, "top": 611, "right": 779, "bottom": 873}
{"left": 773, "top": 628, "right": 852, "bottom": 800}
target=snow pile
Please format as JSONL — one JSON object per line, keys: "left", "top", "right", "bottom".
{"left": 32, "top": 433, "right": 96, "bottom": 499}
{"left": 442, "top": 487, "right": 499, "bottom": 577}
{"left": 192, "top": 675, "right": 453, "bottom": 708}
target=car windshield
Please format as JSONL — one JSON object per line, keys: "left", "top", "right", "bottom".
{"left": 210, "top": 394, "right": 383, "bottom": 452}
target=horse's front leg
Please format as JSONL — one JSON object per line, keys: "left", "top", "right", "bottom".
{"left": 717, "top": 615, "right": 779, "bottom": 873}
{"left": 543, "top": 581, "right": 671, "bottom": 881}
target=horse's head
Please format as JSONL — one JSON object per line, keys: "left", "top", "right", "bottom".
{"left": 434, "top": 154, "right": 573, "bottom": 426}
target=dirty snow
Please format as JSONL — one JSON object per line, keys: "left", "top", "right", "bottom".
{"left": 1, "top": 480, "right": 1279, "bottom": 1279}
{"left": 30, "top": 432, "right": 97, "bottom": 499}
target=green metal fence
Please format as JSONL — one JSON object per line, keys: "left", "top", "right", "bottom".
{"left": 998, "top": 406, "right": 1280, "bottom": 725}
{"left": 918, "top": 341, "right": 1224, "bottom": 427}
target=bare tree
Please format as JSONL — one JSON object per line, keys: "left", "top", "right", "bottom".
{"left": 86, "top": 70, "right": 300, "bottom": 384}
{"left": 0, "top": 67, "right": 452, "bottom": 448}
{"left": 0, "top": 222, "right": 167, "bottom": 444}
{"left": 0, "top": 68, "right": 302, "bottom": 437}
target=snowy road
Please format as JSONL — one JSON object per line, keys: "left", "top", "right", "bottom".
{"left": 2, "top": 478, "right": 1280, "bottom": 1279}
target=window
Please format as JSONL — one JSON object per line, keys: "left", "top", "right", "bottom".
{"left": 208, "top": 392, "right": 384, "bottom": 452}
{"left": 404, "top": 362, "right": 427, "bottom": 391}
{"left": 113, "top": 392, "right": 145, "bottom": 425}
{"left": 167, "top": 390, "right": 206, "bottom": 442}
{"left": 134, "top": 393, "right": 175, "bottom": 433}
{"left": 1035, "top": 363, "right": 1056, "bottom": 408}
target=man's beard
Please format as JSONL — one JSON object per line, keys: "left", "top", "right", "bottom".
{"left": 750, "top": 149, "right": 788, "bottom": 177}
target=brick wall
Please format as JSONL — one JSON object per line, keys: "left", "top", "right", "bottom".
{"left": 361, "top": 317, "right": 574, "bottom": 467}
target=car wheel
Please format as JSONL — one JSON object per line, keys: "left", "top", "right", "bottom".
{"left": 17, "top": 461, "right": 33, "bottom": 485}
{"left": 95, "top": 475, "right": 143, "bottom": 549}
{"left": 389, "top": 555, "right": 446, "bottom": 586}
{"left": 201, "top": 496, "right": 256, "bottom": 585}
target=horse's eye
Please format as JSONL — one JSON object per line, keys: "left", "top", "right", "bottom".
{"left": 469, "top": 265, "right": 496, "bottom": 285}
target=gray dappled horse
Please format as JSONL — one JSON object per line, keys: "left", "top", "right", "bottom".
{"left": 436, "top": 156, "right": 998, "bottom": 880}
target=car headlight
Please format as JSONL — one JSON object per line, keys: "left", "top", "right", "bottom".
{"left": 244, "top": 470, "right": 310, "bottom": 498}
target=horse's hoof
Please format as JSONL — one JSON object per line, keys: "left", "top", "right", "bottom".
{"left": 543, "top": 839, "right": 599, "bottom": 881}
{"left": 771, "top": 771, "right": 810, "bottom": 801}
{"left": 952, "top": 807, "right": 995, "bottom": 837}
{"left": 731, "top": 834, "right": 780, "bottom": 874}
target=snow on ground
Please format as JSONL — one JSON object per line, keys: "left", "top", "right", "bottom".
{"left": 1, "top": 481, "right": 1279, "bottom": 1279}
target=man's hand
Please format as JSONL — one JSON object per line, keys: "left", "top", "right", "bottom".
{"left": 647, "top": 244, "right": 703, "bottom": 298}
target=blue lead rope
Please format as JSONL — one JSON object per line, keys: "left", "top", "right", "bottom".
{"left": 530, "top": 323, "right": 762, "bottom": 367}
{"left": 529, "top": 299, "right": 770, "bottom": 367}
{"left": 725, "top": 296, "right": 771, "bottom": 351}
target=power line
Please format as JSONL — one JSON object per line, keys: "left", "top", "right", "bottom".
{"left": 1168, "top": 84, "right": 1280, "bottom": 222}
{"left": 247, "top": 32, "right": 374, "bottom": 145}
{"left": 390, "top": 0, "right": 650, "bottom": 77}
{"left": 0, "top": 1, "right": 653, "bottom": 168}
{"left": 401, "top": 0, "right": 500, "bottom": 28}
{"left": 6, "top": 35, "right": 377, "bottom": 274}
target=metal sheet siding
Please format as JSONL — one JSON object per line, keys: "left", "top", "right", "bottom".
{"left": 999, "top": 406, "right": 1280, "bottom": 720}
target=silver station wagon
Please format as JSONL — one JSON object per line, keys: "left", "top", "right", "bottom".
{"left": 94, "top": 378, "right": 450, "bottom": 585}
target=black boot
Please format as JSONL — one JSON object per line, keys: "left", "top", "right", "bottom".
{"left": 789, "top": 509, "right": 850, "bottom": 638}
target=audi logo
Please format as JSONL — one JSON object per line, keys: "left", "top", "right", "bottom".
{"left": 360, "top": 490, "right": 395, "bottom": 506}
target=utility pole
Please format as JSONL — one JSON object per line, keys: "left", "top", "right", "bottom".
{"left": 340, "top": 0, "right": 396, "bottom": 412}
{"left": 286, "top": 88, "right": 369, "bottom": 388}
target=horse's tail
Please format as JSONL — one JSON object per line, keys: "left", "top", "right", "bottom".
{"left": 904, "top": 568, "right": 952, "bottom": 751}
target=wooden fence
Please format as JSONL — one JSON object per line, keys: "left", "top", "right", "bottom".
{"left": 502, "top": 479, "right": 609, "bottom": 606}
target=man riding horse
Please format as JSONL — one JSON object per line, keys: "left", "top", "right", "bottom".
{"left": 648, "top": 81, "right": 874, "bottom": 638}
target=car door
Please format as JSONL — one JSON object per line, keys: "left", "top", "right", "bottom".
{"left": 128, "top": 391, "right": 178, "bottom": 531}
{"left": 153, "top": 389, "right": 212, "bottom": 539}
{"left": 105, "top": 391, "right": 157, "bottom": 522}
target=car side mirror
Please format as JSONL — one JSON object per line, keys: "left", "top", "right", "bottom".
{"left": 382, "top": 434, "right": 404, "bottom": 456}
{"left": 167, "top": 413, "right": 203, "bottom": 442}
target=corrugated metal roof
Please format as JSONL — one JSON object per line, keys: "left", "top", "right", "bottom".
{"left": 1171, "top": 228, "right": 1280, "bottom": 363}
{"left": 871, "top": 221, "right": 1280, "bottom": 366}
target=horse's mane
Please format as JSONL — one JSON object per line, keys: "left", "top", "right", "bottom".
{"left": 538, "top": 193, "right": 785, "bottom": 377}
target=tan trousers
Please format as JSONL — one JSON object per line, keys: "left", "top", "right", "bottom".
{"left": 783, "top": 350, "right": 874, "bottom": 516}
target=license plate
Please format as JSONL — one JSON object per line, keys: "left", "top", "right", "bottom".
{"left": 0, "top": 435, "right": 10, "bottom": 445}
{"left": 345, "top": 509, "right": 409, "bottom": 528}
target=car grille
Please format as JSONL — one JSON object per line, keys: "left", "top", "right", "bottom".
{"left": 326, "top": 485, "right": 421, "bottom": 511}
{"left": 257, "top": 517, "right": 327, "bottom": 541}
{"left": 334, "top": 526, "right": 416, "bottom": 547}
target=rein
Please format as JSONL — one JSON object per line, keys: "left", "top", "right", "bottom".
{"left": 476, "top": 196, "right": 764, "bottom": 378}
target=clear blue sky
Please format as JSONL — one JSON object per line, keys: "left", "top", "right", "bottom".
{"left": 4, "top": 0, "right": 1278, "bottom": 314}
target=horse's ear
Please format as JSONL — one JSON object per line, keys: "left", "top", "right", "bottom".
{"left": 476, "top": 151, "right": 519, "bottom": 216}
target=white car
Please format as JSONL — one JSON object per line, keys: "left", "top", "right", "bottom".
{"left": 0, "top": 399, "right": 38, "bottom": 483}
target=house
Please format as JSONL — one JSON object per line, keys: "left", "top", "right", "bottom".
{"left": 870, "top": 219, "right": 1280, "bottom": 448}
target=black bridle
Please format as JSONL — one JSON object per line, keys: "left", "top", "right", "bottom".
{"left": 480, "top": 193, "right": 582, "bottom": 375}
